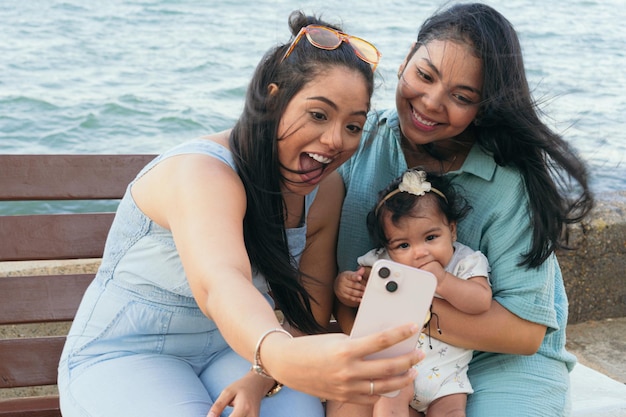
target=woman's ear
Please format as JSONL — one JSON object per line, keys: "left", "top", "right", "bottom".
{"left": 397, "top": 66, "right": 404, "bottom": 79}
{"left": 268, "top": 83, "right": 279, "bottom": 96}
{"left": 398, "top": 42, "right": 417, "bottom": 78}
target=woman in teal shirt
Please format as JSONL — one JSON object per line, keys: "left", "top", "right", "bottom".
{"left": 330, "top": 3, "right": 593, "bottom": 417}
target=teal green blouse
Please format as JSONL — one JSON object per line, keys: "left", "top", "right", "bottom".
{"left": 337, "top": 108, "right": 576, "bottom": 371}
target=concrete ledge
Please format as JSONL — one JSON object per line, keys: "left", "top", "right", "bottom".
{"left": 0, "top": 258, "right": 100, "bottom": 277}
{"left": 566, "top": 317, "right": 626, "bottom": 383}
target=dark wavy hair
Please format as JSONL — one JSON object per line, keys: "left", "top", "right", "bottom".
{"left": 409, "top": 3, "right": 594, "bottom": 267}
{"left": 229, "top": 11, "right": 375, "bottom": 333}
{"left": 368, "top": 169, "right": 471, "bottom": 248}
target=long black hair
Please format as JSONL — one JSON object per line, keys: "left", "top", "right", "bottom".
{"left": 229, "top": 11, "right": 375, "bottom": 333}
{"left": 411, "top": 3, "right": 594, "bottom": 267}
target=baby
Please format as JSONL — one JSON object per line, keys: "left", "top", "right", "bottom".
{"left": 335, "top": 169, "right": 492, "bottom": 417}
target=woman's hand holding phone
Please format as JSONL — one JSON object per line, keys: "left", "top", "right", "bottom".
{"left": 349, "top": 259, "right": 436, "bottom": 396}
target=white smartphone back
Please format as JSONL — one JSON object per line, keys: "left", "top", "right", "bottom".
{"left": 349, "top": 259, "right": 437, "bottom": 396}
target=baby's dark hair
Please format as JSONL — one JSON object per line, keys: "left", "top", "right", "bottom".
{"left": 367, "top": 169, "right": 471, "bottom": 248}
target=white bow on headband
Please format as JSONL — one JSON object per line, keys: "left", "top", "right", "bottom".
{"left": 375, "top": 170, "right": 447, "bottom": 214}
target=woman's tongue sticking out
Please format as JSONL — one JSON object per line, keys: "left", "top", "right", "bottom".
{"left": 299, "top": 152, "right": 325, "bottom": 184}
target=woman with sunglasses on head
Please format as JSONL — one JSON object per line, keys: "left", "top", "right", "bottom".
{"left": 58, "top": 10, "right": 425, "bottom": 417}
{"left": 329, "top": 3, "right": 594, "bottom": 417}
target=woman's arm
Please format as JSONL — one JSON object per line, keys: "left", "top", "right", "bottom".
{"left": 445, "top": 171, "right": 553, "bottom": 356}
{"left": 420, "top": 260, "right": 492, "bottom": 315}
{"left": 431, "top": 297, "right": 546, "bottom": 355}
{"left": 436, "top": 273, "right": 492, "bottom": 314}
{"left": 132, "top": 149, "right": 425, "bottom": 403}
{"left": 133, "top": 149, "right": 286, "bottom": 362}
{"left": 297, "top": 171, "right": 345, "bottom": 331}
{"left": 302, "top": 171, "right": 367, "bottom": 335}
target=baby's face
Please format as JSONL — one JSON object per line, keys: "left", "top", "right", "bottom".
{"left": 383, "top": 202, "right": 456, "bottom": 269}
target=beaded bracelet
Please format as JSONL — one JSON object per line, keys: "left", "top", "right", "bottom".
{"left": 251, "top": 328, "right": 293, "bottom": 379}
{"left": 265, "top": 380, "right": 284, "bottom": 397}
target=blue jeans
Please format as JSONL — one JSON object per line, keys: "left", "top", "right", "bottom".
{"left": 58, "top": 279, "right": 324, "bottom": 417}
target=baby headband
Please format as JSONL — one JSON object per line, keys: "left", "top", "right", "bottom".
{"left": 375, "top": 170, "right": 447, "bottom": 215}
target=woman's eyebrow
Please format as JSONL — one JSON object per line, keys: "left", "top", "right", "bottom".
{"left": 308, "top": 96, "right": 368, "bottom": 117}
{"left": 419, "top": 58, "right": 482, "bottom": 95}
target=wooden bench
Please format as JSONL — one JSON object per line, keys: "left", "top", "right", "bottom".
{"left": 1, "top": 154, "right": 625, "bottom": 417}
{"left": 0, "top": 154, "right": 155, "bottom": 417}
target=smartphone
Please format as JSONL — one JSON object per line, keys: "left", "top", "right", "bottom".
{"left": 349, "top": 259, "right": 437, "bottom": 396}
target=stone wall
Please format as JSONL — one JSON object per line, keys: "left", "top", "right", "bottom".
{"left": 559, "top": 191, "right": 626, "bottom": 323}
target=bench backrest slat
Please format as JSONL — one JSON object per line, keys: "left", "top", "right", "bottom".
{"left": 0, "top": 337, "right": 66, "bottom": 388}
{"left": 0, "top": 213, "right": 114, "bottom": 261}
{"left": 0, "top": 396, "right": 60, "bottom": 417}
{"left": 0, "top": 274, "right": 94, "bottom": 325}
{"left": 0, "top": 154, "right": 155, "bottom": 200}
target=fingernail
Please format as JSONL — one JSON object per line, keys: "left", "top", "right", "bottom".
{"left": 410, "top": 323, "right": 420, "bottom": 333}
{"left": 415, "top": 348, "right": 426, "bottom": 360}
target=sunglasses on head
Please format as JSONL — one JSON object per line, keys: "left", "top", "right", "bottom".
{"left": 281, "top": 25, "right": 381, "bottom": 71}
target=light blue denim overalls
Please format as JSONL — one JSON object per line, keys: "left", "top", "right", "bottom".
{"left": 58, "top": 139, "right": 324, "bottom": 417}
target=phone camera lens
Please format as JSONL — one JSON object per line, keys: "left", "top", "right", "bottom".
{"left": 379, "top": 267, "right": 391, "bottom": 278}
{"left": 385, "top": 281, "right": 398, "bottom": 292}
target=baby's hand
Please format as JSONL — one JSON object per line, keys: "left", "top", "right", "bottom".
{"left": 334, "top": 267, "right": 367, "bottom": 307}
{"left": 419, "top": 261, "right": 447, "bottom": 288}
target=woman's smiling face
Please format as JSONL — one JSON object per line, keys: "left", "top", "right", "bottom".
{"left": 276, "top": 66, "right": 370, "bottom": 195}
{"left": 396, "top": 39, "right": 483, "bottom": 146}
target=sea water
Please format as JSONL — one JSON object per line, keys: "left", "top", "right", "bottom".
{"left": 1, "top": 0, "right": 624, "bottom": 201}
